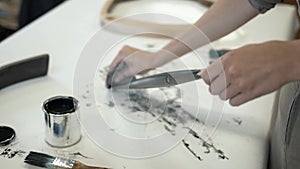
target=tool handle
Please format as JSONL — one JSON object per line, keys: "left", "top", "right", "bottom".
{"left": 73, "top": 161, "right": 111, "bottom": 169}
{"left": 209, "top": 49, "right": 230, "bottom": 59}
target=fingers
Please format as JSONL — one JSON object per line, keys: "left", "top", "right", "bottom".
{"left": 209, "top": 72, "right": 228, "bottom": 95}
{"left": 107, "top": 46, "right": 140, "bottom": 88}
{"left": 200, "top": 49, "right": 261, "bottom": 106}
{"left": 106, "top": 63, "right": 127, "bottom": 88}
{"left": 219, "top": 84, "right": 240, "bottom": 101}
{"left": 199, "top": 59, "right": 224, "bottom": 85}
{"left": 109, "top": 45, "right": 138, "bottom": 72}
{"left": 112, "top": 62, "right": 134, "bottom": 84}
{"left": 229, "top": 93, "right": 248, "bottom": 106}
{"left": 109, "top": 51, "right": 125, "bottom": 72}
{"left": 108, "top": 45, "right": 150, "bottom": 87}
{"left": 199, "top": 51, "right": 247, "bottom": 106}
{"left": 229, "top": 91, "right": 256, "bottom": 106}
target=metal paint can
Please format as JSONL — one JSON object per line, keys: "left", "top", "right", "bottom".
{"left": 43, "top": 96, "right": 81, "bottom": 147}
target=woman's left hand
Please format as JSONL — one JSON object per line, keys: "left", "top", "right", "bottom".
{"left": 200, "top": 40, "right": 300, "bottom": 106}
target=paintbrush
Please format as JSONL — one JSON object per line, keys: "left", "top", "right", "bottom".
{"left": 24, "top": 151, "right": 111, "bottom": 169}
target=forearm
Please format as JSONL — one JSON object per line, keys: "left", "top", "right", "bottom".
{"left": 153, "top": 0, "right": 258, "bottom": 66}
{"left": 287, "top": 40, "right": 300, "bottom": 81}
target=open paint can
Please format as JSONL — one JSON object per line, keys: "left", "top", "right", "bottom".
{"left": 43, "top": 96, "right": 81, "bottom": 147}
{"left": 0, "top": 126, "right": 15, "bottom": 146}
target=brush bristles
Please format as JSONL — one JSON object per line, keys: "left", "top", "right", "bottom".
{"left": 24, "top": 151, "right": 55, "bottom": 168}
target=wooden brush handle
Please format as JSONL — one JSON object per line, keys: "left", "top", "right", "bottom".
{"left": 72, "top": 161, "right": 111, "bottom": 169}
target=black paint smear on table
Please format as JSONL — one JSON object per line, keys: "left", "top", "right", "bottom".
{"left": 125, "top": 90, "right": 199, "bottom": 125}
{"left": 182, "top": 139, "right": 203, "bottom": 161}
{"left": 187, "top": 128, "right": 229, "bottom": 160}
{"left": 164, "top": 125, "right": 175, "bottom": 136}
{"left": 233, "top": 118, "right": 242, "bottom": 125}
{"left": 71, "top": 152, "right": 92, "bottom": 159}
{"left": 124, "top": 90, "right": 229, "bottom": 161}
{"left": 0, "top": 148, "right": 26, "bottom": 159}
{"left": 108, "top": 101, "right": 115, "bottom": 107}
{"left": 98, "top": 68, "right": 229, "bottom": 161}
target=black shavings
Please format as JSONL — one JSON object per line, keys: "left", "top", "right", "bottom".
{"left": 130, "top": 106, "right": 141, "bottom": 112}
{"left": 162, "top": 116, "right": 177, "bottom": 127}
{"left": 186, "top": 127, "right": 229, "bottom": 160}
{"left": 124, "top": 89, "right": 223, "bottom": 161}
{"left": 128, "top": 90, "right": 152, "bottom": 111}
{"left": 113, "top": 87, "right": 200, "bottom": 139}
{"left": 233, "top": 117, "right": 242, "bottom": 125}
{"left": 164, "top": 125, "right": 175, "bottom": 136}
{"left": 216, "top": 149, "right": 229, "bottom": 160}
{"left": 127, "top": 90, "right": 160, "bottom": 117}
{"left": 70, "top": 152, "right": 92, "bottom": 159}
{"left": 108, "top": 101, "right": 115, "bottom": 107}
{"left": 182, "top": 140, "right": 202, "bottom": 161}
{"left": 98, "top": 68, "right": 228, "bottom": 161}
{"left": 0, "top": 148, "right": 26, "bottom": 159}
{"left": 202, "top": 142, "right": 211, "bottom": 154}
{"left": 82, "top": 95, "right": 88, "bottom": 99}
{"left": 126, "top": 89, "right": 198, "bottom": 125}
{"left": 80, "top": 84, "right": 93, "bottom": 106}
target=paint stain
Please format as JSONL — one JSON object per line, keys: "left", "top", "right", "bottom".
{"left": 164, "top": 125, "right": 175, "bottom": 136}
{"left": 202, "top": 142, "right": 211, "bottom": 154}
{"left": 0, "top": 148, "right": 26, "bottom": 159}
{"left": 233, "top": 118, "right": 242, "bottom": 125}
{"left": 98, "top": 68, "right": 229, "bottom": 162}
{"left": 187, "top": 128, "right": 229, "bottom": 160}
{"left": 71, "top": 152, "right": 92, "bottom": 159}
{"left": 162, "top": 117, "right": 177, "bottom": 127}
{"left": 182, "top": 140, "right": 202, "bottom": 161}
{"left": 108, "top": 101, "right": 115, "bottom": 107}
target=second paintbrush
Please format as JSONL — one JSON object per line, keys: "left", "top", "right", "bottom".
{"left": 24, "top": 151, "right": 111, "bottom": 169}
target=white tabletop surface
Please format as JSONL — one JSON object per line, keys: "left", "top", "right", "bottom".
{"left": 0, "top": 1, "right": 297, "bottom": 169}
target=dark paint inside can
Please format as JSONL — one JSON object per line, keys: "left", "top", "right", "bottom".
{"left": 43, "top": 96, "right": 77, "bottom": 115}
{"left": 0, "top": 126, "right": 16, "bottom": 146}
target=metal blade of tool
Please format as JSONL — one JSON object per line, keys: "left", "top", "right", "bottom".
{"left": 126, "top": 69, "right": 201, "bottom": 89}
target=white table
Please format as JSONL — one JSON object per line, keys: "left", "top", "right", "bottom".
{"left": 0, "top": 1, "right": 297, "bottom": 169}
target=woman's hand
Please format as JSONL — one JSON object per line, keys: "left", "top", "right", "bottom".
{"left": 200, "top": 40, "right": 300, "bottom": 106}
{"left": 106, "top": 45, "right": 166, "bottom": 88}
